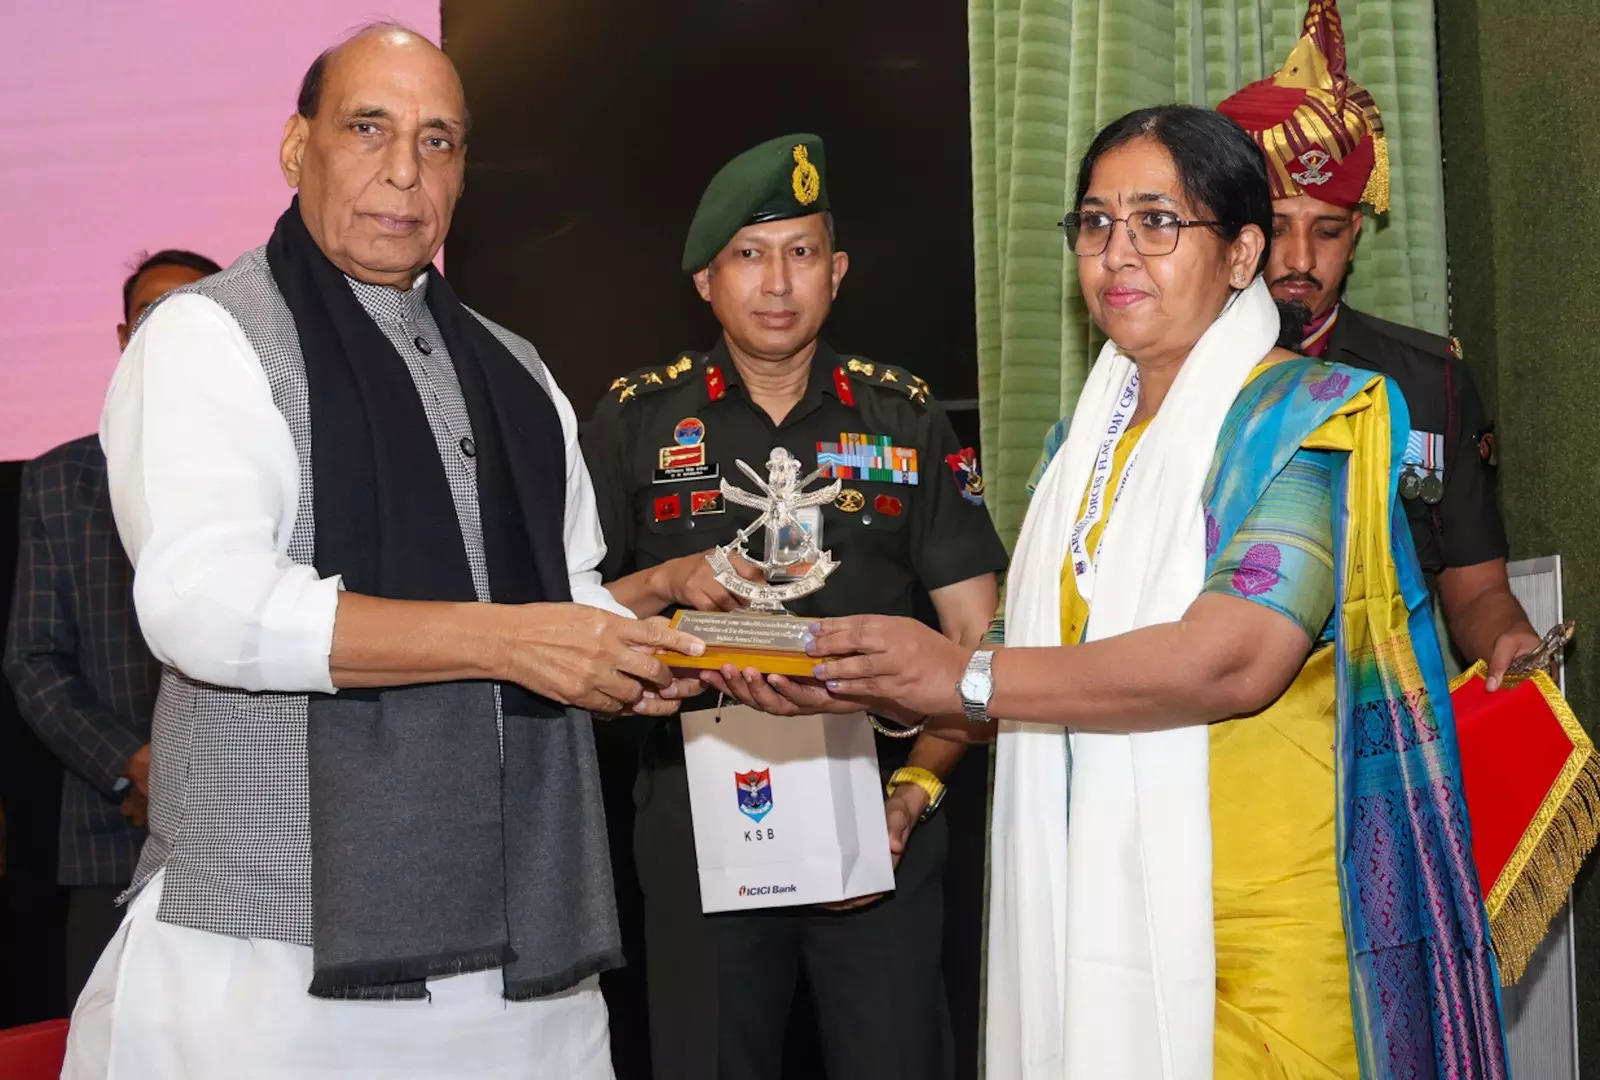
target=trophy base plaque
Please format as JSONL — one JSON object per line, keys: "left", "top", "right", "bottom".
{"left": 658, "top": 609, "right": 824, "bottom": 679}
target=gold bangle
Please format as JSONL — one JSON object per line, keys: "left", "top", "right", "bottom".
{"left": 867, "top": 713, "right": 926, "bottom": 738}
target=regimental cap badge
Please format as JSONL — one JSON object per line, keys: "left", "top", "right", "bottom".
{"left": 792, "top": 144, "right": 821, "bottom": 206}
{"left": 1292, "top": 148, "right": 1333, "bottom": 188}
{"left": 681, "top": 133, "right": 831, "bottom": 272}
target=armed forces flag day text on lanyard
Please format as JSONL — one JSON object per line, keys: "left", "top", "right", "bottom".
{"left": 1068, "top": 369, "right": 1142, "bottom": 600}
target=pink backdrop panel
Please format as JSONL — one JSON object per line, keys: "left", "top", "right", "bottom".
{"left": 2, "top": 2, "right": 442, "bottom": 461}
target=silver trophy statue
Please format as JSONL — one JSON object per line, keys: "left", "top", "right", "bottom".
{"left": 658, "top": 447, "right": 844, "bottom": 675}
{"left": 707, "top": 447, "right": 841, "bottom": 611}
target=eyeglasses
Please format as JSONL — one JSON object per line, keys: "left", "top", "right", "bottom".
{"left": 1059, "top": 210, "right": 1221, "bottom": 257}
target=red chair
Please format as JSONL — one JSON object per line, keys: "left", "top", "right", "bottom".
{"left": 0, "top": 1018, "right": 70, "bottom": 1079}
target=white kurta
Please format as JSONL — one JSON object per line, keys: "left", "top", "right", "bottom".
{"left": 67, "top": 276, "right": 631, "bottom": 1078}
{"left": 65, "top": 871, "right": 614, "bottom": 1079}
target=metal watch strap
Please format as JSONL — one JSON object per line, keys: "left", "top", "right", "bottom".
{"left": 961, "top": 649, "right": 995, "bottom": 724}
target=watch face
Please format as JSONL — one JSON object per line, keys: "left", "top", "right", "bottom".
{"left": 960, "top": 669, "right": 992, "bottom": 703}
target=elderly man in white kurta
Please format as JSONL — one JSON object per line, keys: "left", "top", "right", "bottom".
{"left": 63, "top": 23, "right": 703, "bottom": 1080}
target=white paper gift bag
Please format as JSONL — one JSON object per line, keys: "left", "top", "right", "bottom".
{"left": 680, "top": 703, "right": 894, "bottom": 913}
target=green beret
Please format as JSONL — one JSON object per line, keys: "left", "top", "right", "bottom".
{"left": 681, "top": 133, "right": 830, "bottom": 272}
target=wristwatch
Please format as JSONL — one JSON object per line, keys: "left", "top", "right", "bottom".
{"left": 886, "top": 766, "right": 946, "bottom": 821}
{"left": 958, "top": 649, "right": 996, "bottom": 725}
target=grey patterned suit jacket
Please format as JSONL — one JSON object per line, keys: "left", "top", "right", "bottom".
{"left": 4, "top": 435, "right": 161, "bottom": 886}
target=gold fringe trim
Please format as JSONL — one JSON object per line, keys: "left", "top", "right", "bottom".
{"left": 1362, "top": 132, "right": 1391, "bottom": 214}
{"left": 1450, "top": 661, "right": 1600, "bottom": 984}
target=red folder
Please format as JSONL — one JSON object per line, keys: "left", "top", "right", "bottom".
{"left": 1452, "top": 661, "right": 1599, "bottom": 983}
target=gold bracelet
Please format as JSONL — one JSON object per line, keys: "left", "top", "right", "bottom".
{"left": 867, "top": 713, "right": 926, "bottom": 739}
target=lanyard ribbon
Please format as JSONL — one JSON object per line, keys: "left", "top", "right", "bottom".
{"left": 1067, "top": 368, "right": 1142, "bottom": 601}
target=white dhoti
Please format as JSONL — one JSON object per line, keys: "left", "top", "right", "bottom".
{"left": 63, "top": 871, "right": 614, "bottom": 1079}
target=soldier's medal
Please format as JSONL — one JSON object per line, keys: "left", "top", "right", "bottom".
{"left": 1409, "top": 429, "right": 1445, "bottom": 504}
{"left": 834, "top": 488, "right": 865, "bottom": 513}
{"left": 656, "top": 447, "right": 843, "bottom": 679}
{"left": 1399, "top": 467, "right": 1422, "bottom": 501}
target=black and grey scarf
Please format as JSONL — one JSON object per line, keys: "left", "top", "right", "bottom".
{"left": 266, "top": 200, "right": 621, "bottom": 1000}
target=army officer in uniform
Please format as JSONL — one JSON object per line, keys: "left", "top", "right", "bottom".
{"left": 585, "top": 134, "right": 1007, "bottom": 1080}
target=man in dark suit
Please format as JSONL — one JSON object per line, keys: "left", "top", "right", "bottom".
{"left": 3, "top": 248, "right": 219, "bottom": 1002}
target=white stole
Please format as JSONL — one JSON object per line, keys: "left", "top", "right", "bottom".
{"left": 986, "top": 280, "right": 1278, "bottom": 1079}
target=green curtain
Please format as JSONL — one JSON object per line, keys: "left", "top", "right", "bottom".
{"left": 969, "top": 0, "right": 1448, "bottom": 548}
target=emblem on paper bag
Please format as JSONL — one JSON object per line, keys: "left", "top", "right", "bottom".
{"left": 735, "top": 768, "right": 773, "bottom": 823}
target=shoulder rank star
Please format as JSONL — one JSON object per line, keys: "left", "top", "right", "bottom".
{"left": 617, "top": 383, "right": 638, "bottom": 402}
{"left": 608, "top": 376, "right": 629, "bottom": 391}
{"left": 642, "top": 371, "right": 663, "bottom": 385}
{"left": 840, "top": 357, "right": 931, "bottom": 406}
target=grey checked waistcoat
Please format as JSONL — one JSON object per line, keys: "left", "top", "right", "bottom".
{"left": 129, "top": 247, "right": 582, "bottom": 945}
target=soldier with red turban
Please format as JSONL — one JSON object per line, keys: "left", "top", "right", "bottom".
{"left": 1220, "top": 0, "right": 1539, "bottom": 686}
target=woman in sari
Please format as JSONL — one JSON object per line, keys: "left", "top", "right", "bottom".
{"left": 705, "top": 106, "right": 1508, "bottom": 1078}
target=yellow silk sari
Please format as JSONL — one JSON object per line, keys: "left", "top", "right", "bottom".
{"left": 1059, "top": 391, "right": 1358, "bottom": 1078}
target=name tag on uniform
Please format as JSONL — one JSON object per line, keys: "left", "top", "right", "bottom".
{"left": 815, "top": 433, "right": 919, "bottom": 484}
{"left": 1400, "top": 429, "right": 1445, "bottom": 504}
{"left": 654, "top": 444, "right": 721, "bottom": 485}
